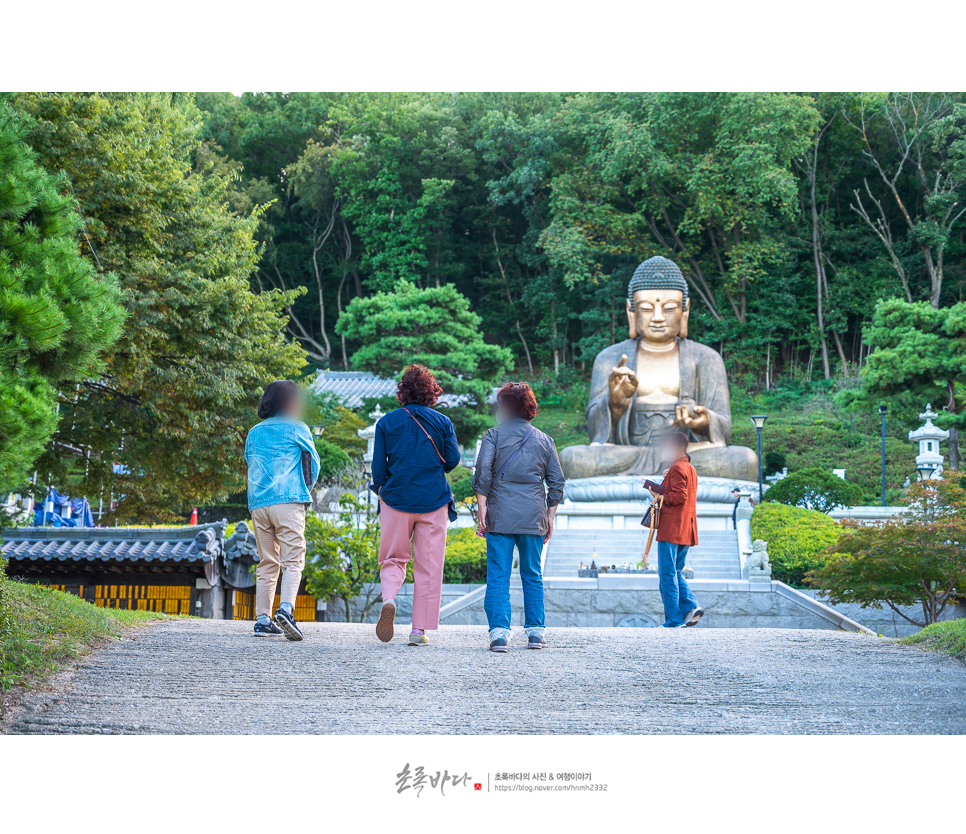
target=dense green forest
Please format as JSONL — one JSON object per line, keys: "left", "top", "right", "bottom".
{"left": 195, "top": 92, "right": 966, "bottom": 379}
{"left": 3, "top": 92, "right": 965, "bottom": 517}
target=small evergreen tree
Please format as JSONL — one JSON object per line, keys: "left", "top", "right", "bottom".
{"left": 336, "top": 280, "right": 513, "bottom": 443}
{"left": 0, "top": 105, "right": 123, "bottom": 490}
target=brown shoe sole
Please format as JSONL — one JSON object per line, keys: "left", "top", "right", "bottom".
{"left": 376, "top": 603, "right": 395, "bottom": 643}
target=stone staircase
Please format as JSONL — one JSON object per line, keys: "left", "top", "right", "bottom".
{"left": 544, "top": 528, "right": 741, "bottom": 580}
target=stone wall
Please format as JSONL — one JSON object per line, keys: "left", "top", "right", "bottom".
{"left": 324, "top": 584, "right": 480, "bottom": 623}
{"left": 798, "top": 590, "right": 966, "bottom": 638}
{"left": 439, "top": 579, "right": 856, "bottom": 630}
{"left": 326, "top": 576, "right": 964, "bottom": 633}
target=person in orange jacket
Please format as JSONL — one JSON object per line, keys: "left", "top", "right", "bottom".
{"left": 647, "top": 431, "right": 704, "bottom": 627}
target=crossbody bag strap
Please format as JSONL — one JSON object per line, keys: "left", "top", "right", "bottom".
{"left": 644, "top": 496, "right": 662, "bottom": 559}
{"left": 495, "top": 425, "right": 535, "bottom": 481}
{"left": 402, "top": 407, "right": 446, "bottom": 464}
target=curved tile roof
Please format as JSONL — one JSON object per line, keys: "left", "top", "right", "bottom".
{"left": 1, "top": 521, "right": 226, "bottom": 564}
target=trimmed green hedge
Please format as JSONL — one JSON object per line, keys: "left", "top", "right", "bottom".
{"left": 750, "top": 502, "right": 842, "bottom": 587}
{"left": 443, "top": 527, "right": 488, "bottom": 583}
{"left": 404, "top": 526, "right": 488, "bottom": 584}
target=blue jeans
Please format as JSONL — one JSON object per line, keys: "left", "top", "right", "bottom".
{"left": 484, "top": 533, "right": 545, "bottom": 637}
{"left": 658, "top": 540, "right": 698, "bottom": 627}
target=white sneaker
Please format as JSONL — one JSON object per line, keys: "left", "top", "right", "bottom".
{"left": 683, "top": 608, "right": 704, "bottom": 627}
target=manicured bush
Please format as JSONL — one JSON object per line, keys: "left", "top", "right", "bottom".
{"left": 751, "top": 502, "right": 842, "bottom": 587}
{"left": 763, "top": 467, "right": 862, "bottom": 513}
{"left": 442, "top": 528, "right": 488, "bottom": 583}
{"left": 402, "top": 527, "right": 487, "bottom": 583}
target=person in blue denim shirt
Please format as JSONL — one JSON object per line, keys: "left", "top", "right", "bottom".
{"left": 245, "top": 380, "right": 319, "bottom": 641}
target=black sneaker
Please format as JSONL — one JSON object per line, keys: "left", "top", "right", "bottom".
{"left": 274, "top": 607, "right": 303, "bottom": 641}
{"left": 527, "top": 635, "right": 546, "bottom": 649}
{"left": 489, "top": 637, "right": 509, "bottom": 653}
{"left": 254, "top": 620, "right": 283, "bottom": 636}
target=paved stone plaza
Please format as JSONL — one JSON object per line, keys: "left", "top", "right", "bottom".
{"left": 7, "top": 620, "right": 966, "bottom": 734}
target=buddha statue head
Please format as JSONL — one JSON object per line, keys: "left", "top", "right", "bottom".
{"left": 626, "top": 256, "right": 690, "bottom": 344}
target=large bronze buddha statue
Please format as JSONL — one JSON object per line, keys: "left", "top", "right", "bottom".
{"left": 560, "top": 256, "right": 758, "bottom": 482}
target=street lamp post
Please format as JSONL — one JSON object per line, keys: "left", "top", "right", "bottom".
{"left": 749, "top": 415, "right": 768, "bottom": 503}
{"left": 879, "top": 405, "right": 887, "bottom": 507}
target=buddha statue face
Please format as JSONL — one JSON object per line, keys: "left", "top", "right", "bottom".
{"left": 626, "top": 289, "right": 689, "bottom": 345}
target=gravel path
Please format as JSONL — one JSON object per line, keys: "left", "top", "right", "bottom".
{"left": 8, "top": 620, "right": 966, "bottom": 734}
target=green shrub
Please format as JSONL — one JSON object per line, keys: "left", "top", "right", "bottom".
{"left": 764, "top": 450, "right": 787, "bottom": 476}
{"left": 315, "top": 437, "right": 353, "bottom": 481}
{"left": 763, "top": 467, "right": 862, "bottom": 513}
{"left": 442, "top": 528, "right": 488, "bottom": 583}
{"left": 404, "top": 528, "right": 487, "bottom": 583}
{"left": 751, "top": 502, "right": 842, "bottom": 587}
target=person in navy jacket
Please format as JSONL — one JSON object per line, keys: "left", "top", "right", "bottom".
{"left": 371, "top": 365, "right": 461, "bottom": 646}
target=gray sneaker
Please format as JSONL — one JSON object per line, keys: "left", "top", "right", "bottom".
{"left": 408, "top": 630, "right": 429, "bottom": 646}
{"left": 527, "top": 635, "right": 546, "bottom": 649}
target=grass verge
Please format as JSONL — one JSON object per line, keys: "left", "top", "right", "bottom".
{"left": 899, "top": 618, "right": 966, "bottom": 662}
{"left": 1, "top": 571, "right": 165, "bottom": 692}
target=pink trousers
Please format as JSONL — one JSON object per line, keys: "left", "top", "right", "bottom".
{"left": 379, "top": 502, "right": 448, "bottom": 630}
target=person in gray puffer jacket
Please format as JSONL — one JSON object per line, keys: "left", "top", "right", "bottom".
{"left": 473, "top": 382, "right": 565, "bottom": 653}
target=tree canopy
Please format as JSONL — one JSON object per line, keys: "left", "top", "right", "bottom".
{"left": 809, "top": 473, "right": 966, "bottom": 626}
{"left": 0, "top": 103, "right": 124, "bottom": 491}
{"left": 8, "top": 93, "right": 303, "bottom": 519}
{"left": 196, "top": 91, "right": 966, "bottom": 393}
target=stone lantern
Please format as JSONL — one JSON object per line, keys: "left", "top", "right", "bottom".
{"left": 908, "top": 404, "right": 949, "bottom": 480}
{"left": 357, "top": 404, "right": 385, "bottom": 470}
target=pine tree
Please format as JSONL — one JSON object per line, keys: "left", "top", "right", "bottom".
{"left": 9, "top": 93, "right": 304, "bottom": 519}
{"left": 337, "top": 280, "right": 513, "bottom": 442}
{"left": 0, "top": 104, "right": 124, "bottom": 491}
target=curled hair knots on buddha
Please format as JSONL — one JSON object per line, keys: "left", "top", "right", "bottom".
{"left": 627, "top": 256, "right": 689, "bottom": 311}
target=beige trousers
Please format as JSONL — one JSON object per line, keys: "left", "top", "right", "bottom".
{"left": 252, "top": 502, "right": 307, "bottom": 618}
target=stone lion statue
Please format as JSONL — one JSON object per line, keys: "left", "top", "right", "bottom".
{"left": 747, "top": 539, "right": 772, "bottom": 574}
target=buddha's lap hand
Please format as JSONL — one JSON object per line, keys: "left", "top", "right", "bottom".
{"left": 608, "top": 354, "right": 638, "bottom": 407}
{"left": 674, "top": 404, "right": 710, "bottom": 433}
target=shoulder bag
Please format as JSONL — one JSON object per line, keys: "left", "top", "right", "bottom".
{"left": 640, "top": 496, "right": 663, "bottom": 561}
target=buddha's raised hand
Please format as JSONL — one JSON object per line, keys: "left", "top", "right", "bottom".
{"left": 608, "top": 354, "right": 638, "bottom": 409}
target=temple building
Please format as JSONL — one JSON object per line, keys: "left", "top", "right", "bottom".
{"left": 0, "top": 521, "right": 320, "bottom": 622}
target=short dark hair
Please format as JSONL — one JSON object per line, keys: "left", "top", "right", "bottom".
{"left": 667, "top": 430, "right": 690, "bottom": 451}
{"left": 258, "top": 380, "right": 300, "bottom": 420}
{"left": 396, "top": 365, "right": 443, "bottom": 407}
{"left": 497, "top": 382, "right": 539, "bottom": 421}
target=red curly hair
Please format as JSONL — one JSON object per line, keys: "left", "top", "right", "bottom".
{"left": 396, "top": 364, "right": 444, "bottom": 407}
{"left": 497, "top": 382, "right": 539, "bottom": 421}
